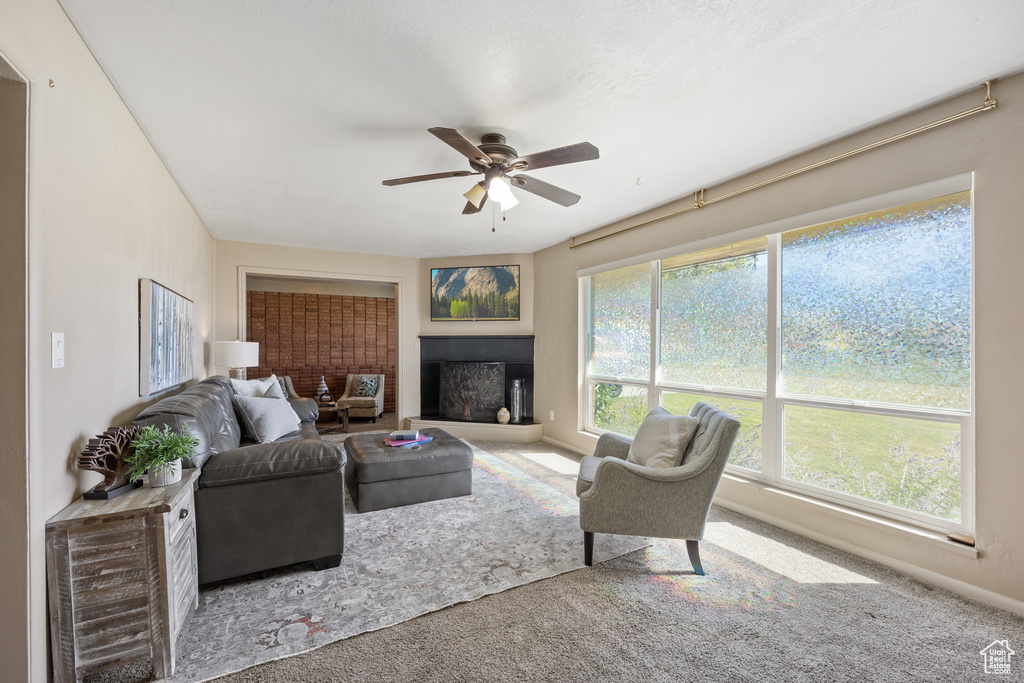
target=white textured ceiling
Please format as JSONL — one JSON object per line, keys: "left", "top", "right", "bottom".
{"left": 59, "top": 0, "right": 1024, "bottom": 257}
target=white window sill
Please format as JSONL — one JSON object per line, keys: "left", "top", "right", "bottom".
{"left": 718, "top": 473, "right": 979, "bottom": 559}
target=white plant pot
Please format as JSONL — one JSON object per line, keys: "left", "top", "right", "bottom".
{"left": 149, "top": 460, "right": 182, "bottom": 487}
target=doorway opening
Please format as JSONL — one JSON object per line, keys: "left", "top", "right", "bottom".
{"left": 0, "top": 50, "right": 30, "bottom": 679}
{"left": 238, "top": 269, "right": 401, "bottom": 433}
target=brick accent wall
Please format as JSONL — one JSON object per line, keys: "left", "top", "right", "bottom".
{"left": 246, "top": 291, "right": 397, "bottom": 412}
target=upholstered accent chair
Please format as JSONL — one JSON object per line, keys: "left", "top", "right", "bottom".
{"left": 336, "top": 373, "right": 385, "bottom": 421}
{"left": 576, "top": 402, "right": 740, "bottom": 574}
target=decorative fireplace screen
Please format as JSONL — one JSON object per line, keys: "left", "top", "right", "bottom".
{"left": 439, "top": 362, "right": 505, "bottom": 422}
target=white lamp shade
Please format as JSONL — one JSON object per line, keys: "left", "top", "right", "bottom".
{"left": 216, "top": 341, "right": 259, "bottom": 368}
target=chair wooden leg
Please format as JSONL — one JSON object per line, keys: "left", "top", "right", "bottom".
{"left": 686, "top": 540, "right": 704, "bottom": 576}
{"left": 584, "top": 531, "right": 594, "bottom": 566}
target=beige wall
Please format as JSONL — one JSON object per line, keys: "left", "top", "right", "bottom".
{"left": 0, "top": 65, "right": 29, "bottom": 679}
{"left": 248, "top": 275, "right": 396, "bottom": 299}
{"left": 535, "top": 73, "right": 1024, "bottom": 612}
{"left": 215, "top": 241, "right": 421, "bottom": 419}
{"left": 1, "top": 1, "right": 217, "bottom": 679}
{"left": 420, "top": 253, "right": 534, "bottom": 335}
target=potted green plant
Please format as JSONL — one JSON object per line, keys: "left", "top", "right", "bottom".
{"left": 126, "top": 424, "right": 199, "bottom": 487}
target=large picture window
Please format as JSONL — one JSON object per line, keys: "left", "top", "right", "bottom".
{"left": 583, "top": 188, "right": 972, "bottom": 531}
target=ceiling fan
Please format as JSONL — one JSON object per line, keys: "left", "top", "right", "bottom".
{"left": 382, "top": 128, "right": 599, "bottom": 214}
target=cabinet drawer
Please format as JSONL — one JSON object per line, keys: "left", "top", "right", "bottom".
{"left": 168, "top": 493, "right": 195, "bottom": 543}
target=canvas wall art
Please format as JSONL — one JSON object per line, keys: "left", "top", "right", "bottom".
{"left": 430, "top": 265, "right": 520, "bottom": 321}
{"left": 140, "top": 278, "right": 194, "bottom": 396}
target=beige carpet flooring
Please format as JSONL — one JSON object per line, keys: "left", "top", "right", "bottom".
{"left": 92, "top": 440, "right": 1024, "bottom": 683}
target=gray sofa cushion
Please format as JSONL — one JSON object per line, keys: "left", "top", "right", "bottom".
{"left": 199, "top": 423, "right": 346, "bottom": 487}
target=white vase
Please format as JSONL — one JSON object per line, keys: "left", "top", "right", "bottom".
{"left": 316, "top": 376, "right": 333, "bottom": 403}
{"left": 149, "top": 460, "right": 182, "bottom": 487}
{"left": 497, "top": 407, "right": 510, "bottom": 424}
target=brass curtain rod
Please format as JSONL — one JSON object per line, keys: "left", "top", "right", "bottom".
{"left": 569, "top": 80, "right": 998, "bottom": 250}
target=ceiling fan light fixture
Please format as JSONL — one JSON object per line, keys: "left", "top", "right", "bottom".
{"left": 487, "top": 175, "right": 519, "bottom": 210}
{"left": 383, "top": 128, "right": 599, "bottom": 215}
{"left": 463, "top": 182, "right": 487, "bottom": 209}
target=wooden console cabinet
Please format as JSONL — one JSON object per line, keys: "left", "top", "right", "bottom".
{"left": 45, "top": 468, "right": 200, "bottom": 682}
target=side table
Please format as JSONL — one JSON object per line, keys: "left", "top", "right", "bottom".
{"left": 45, "top": 468, "right": 200, "bottom": 682}
{"left": 318, "top": 402, "right": 350, "bottom": 432}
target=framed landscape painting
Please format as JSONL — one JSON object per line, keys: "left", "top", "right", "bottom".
{"left": 139, "top": 278, "right": 194, "bottom": 396}
{"left": 430, "top": 265, "right": 520, "bottom": 321}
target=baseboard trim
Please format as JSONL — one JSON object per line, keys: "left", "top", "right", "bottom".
{"left": 714, "top": 498, "right": 1024, "bottom": 617}
{"left": 541, "top": 435, "right": 590, "bottom": 457}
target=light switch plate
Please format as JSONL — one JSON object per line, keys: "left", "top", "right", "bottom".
{"left": 51, "top": 332, "right": 64, "bottom": 368}
{"left": 549, "top": 411, "right": 555, "bottom": 421}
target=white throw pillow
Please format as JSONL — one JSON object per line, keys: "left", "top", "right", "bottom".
{"left": 256, "top": 375, "right": 290, "bottom": 398}
{"left": 233, "top": 395, "right": 301, "bottom": 443}
{"left": 230, "top": 374, "right": 277, "bottom": 397}
{"left": 626, "top": 407, "right": 700, "bottom": 468}
{"left": 262, "top": 379, "right": 285, "bottom": 400}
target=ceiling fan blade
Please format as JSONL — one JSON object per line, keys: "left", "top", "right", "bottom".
{"left": 382, "top": 170, "right": 476, "bottom": 186}
{"left": 508, "top": 174, "right": 581, "bottom": 207}
{"left": 462, "top": 193, "right": 488, "bottom": 214}
{"left": 429, "top": 127, "right": 494, "bottom": 166}
{"left": 509, "top": 142, "right": 599, "bottom": 172}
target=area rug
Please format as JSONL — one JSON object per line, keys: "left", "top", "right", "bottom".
{"left": 149, "top": 447, "right": 646, "bottom": 683}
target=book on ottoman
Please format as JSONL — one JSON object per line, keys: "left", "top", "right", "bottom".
{"left": 384, "top": 435, "right": 434, "bottom": 448}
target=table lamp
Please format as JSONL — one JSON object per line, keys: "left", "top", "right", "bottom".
{"left": 216, "top": 340, "right": 259, "bottom": 380}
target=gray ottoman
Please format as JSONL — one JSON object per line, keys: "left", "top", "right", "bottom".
{"left": 344, "top": 428, "right": 473, "bottom": 513}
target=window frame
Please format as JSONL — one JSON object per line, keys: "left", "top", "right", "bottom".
{"left": 580, "top": 176, "right": 975, "bottom": 535}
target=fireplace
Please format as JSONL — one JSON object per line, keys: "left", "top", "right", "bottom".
{"left": 439, "top": 362, "right": 505, "bottom": 421}
{"left": 420, "top": 336, "right": 534, "bottom": 424}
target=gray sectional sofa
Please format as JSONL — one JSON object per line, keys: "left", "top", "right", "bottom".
{"left": 134, "top": 376, "right": 346, "bottom": 584}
